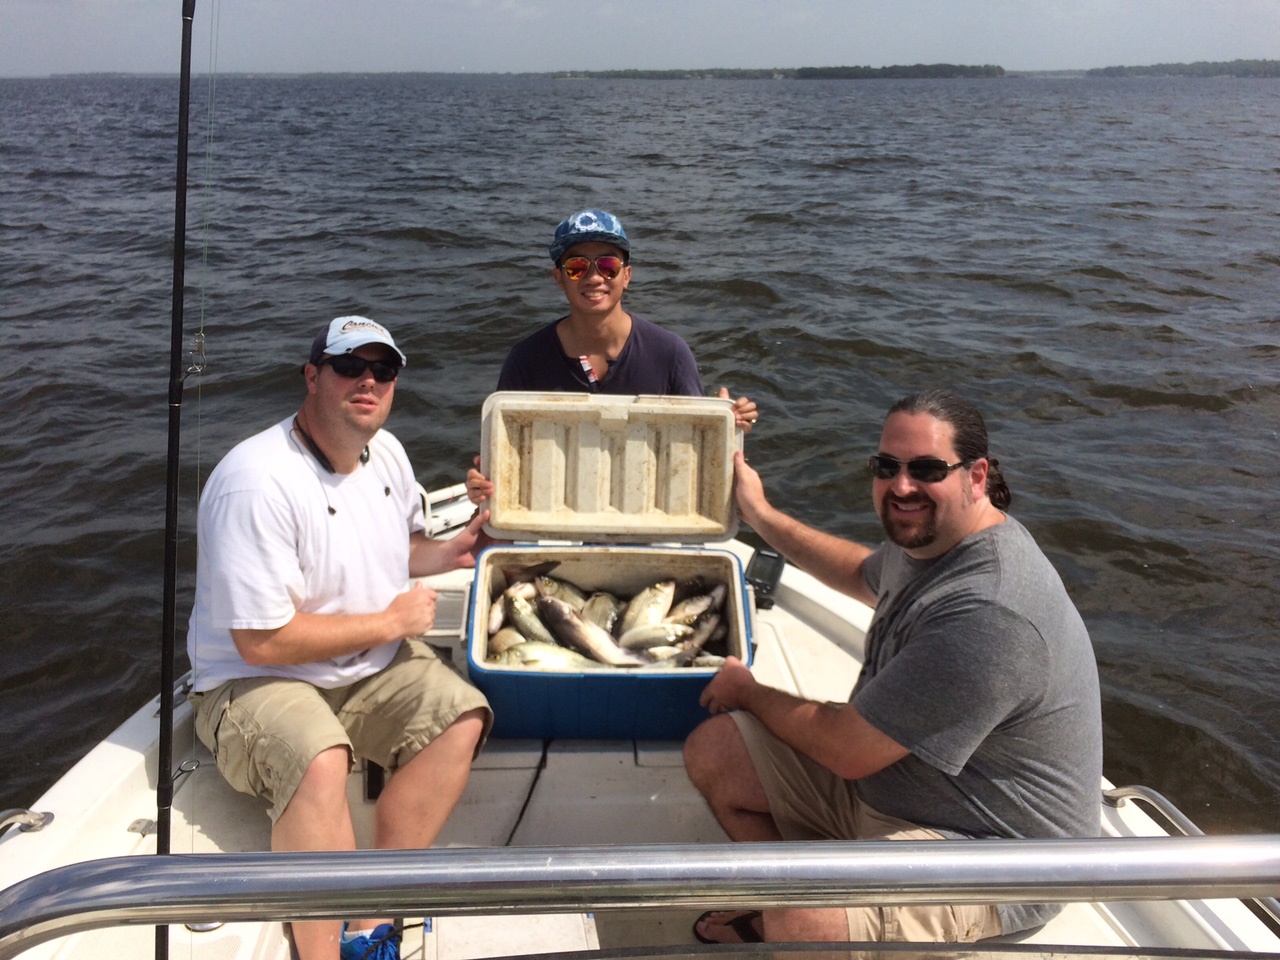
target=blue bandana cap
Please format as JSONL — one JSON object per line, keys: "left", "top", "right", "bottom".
{"left": 549, "top": 209, "right": 631, "bottom": 263}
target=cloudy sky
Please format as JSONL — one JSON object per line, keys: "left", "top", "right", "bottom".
{"left": 1, "top": 0, "right": 1276, "bottom": 77}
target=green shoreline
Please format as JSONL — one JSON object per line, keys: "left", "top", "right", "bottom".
{"left": 553, "top": 59, "right": 1278, "bottom": 80}
{"left": 1085, "top": 59, "right": 1280, "bottom": 78}
{"left": 553, "top": 64, "right": 1005, "bottom": 80}
{"left": 29, "top": 58, "right": 1280, "bottom": 82}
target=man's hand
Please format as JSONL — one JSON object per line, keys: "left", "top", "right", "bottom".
{"left": 718, "top": 386, "right": 759, "bottom": 435}
{"left": 387, "top": 581, "right": 439, "bottom": 637}
{"left": 700, "top": 655, "right": 758, "bottom": 714}
{"left": 408, "top": 508, "right": 501, "bottom": 578}
{"left": 466, "top": 455, "right": 494, "bottom": 506}
{"left": 445, "top": 508, "right": 493, "bottom": 570}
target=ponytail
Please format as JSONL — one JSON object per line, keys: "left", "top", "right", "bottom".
{"left": 984, "top": 457, "right": 1012, "bottom": 511}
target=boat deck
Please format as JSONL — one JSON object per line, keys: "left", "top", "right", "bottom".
{"left": 4, "top": 536, "right": 1277, "bottom": 959}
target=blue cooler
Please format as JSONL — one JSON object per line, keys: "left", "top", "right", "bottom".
{"left": 465, "top": 392, "right": 752, "bottom": 740}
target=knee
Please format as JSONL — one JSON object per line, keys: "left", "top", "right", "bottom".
{"left": 293, "top": 745, "right": 352, "bottom": 807}
{"left": 683, "top": 713, "right": 737, "bottom": 792}
{"left": 451, "top": 707, "right": 487, "bottom": 753}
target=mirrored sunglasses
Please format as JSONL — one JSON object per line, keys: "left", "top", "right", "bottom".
{"left": 560, "top": 255, "right": 625, "bottom": 281}
{"left": 868, "top": 454, "right": 970, "bottom": 484}
{"left": 320, "top": 354, "right": 401, "bottom": 383}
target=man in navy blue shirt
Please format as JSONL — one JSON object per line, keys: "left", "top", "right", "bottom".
{"left": 467, "top": 209, "right": 756, "bottom": 503}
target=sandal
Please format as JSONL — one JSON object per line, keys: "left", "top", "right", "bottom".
{"left": 693, "top": 909, "right": 764, "bottom": 944}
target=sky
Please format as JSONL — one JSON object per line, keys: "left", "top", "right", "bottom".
{"left": 1, "top": 0, "right": 1277, "bottom": 77}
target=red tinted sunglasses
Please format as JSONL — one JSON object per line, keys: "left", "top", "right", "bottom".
{"left": 559, "top": 255, "right": 626, "bottom": 281}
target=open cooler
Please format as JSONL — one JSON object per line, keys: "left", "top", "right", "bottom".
{"left": 465, "top": 392, "right": 753, "bottom": 740}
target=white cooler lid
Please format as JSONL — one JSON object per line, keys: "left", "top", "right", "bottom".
{"left": 480, "top": 391, "right": 741, "bottom": 544}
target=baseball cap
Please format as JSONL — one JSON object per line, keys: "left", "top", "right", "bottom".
{"left": 548, "top": 209, "right": 631, "bottom": 263}
{"left": 307, "top": 316, "right": 407, "bottom": 367}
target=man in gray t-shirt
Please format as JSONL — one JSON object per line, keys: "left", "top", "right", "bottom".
{"left": 684, "top": 390, "right": 1102, "bottom": 946}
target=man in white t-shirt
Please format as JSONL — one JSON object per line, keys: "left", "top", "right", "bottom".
{"left": 186, "top": 316, "right": 492, "bottom": 960}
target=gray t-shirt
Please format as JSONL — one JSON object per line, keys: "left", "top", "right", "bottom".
{"left": 855, "top": 516, "right": 1102, "bottom": 933}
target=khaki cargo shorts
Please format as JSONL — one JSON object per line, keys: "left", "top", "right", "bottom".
{"left": 732, "top": 711, "right": 1003, "bottom": 943}
{"left": 192, "top": 639, "right": 492, "bottom": 821}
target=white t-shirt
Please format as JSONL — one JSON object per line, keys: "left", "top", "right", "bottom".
{"left": 186, "top": 416, "right": 427, "bottom": 692}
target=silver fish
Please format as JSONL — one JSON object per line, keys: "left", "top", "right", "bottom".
{"left": 488, "top": 641, "right": 603, "bottom": 671}
{"left": 487, "top": 626, "right": 527, "bottom": 656}
{"left": 505, "top": 581, "right": 537, "bottom": 601}
{"left": 506, "top": 594, "right": 558, "bottom": 647}
{"left": 664, "top": 583, "right": 728, "bottom": 625}
{"left": 617, "top": 579, "right": 675, "bottom": 636}
{"left": 618, "top": 621, "right": 695, "bottom": 651}
{"left": 496, "top": 560, "right": 561, "bottom": 592}
{"left": 688, "top": 611, "right": 724, "bottom": 647}
{"left": 489, "top": 580, "right": 537, "bottom": 634}
{"left": 487, "top": 596, "right": 506, "bottom": 635}
{"left": 672, "top": 575, "right": 709, "bottom": 603}
{"left": 678, "top": 612, "right": 723, "bottom": 664}
{"left": 649, "top": 614, "right": 724, "bottom": 668}
{"left": 537, "top": 595, "right": 646, "bottom": 667}
{"left": 582, "top": 591, "right": 624, "bottom": 633}
{"left": 499, "top": 555, "right": 560, "bottom": 586}
{"left": 534, "top": 575, "right": 588, "bottom": 610}
{"left": 641, "top": 645, "right": 699, "bottom": 669}
{"left": 643, "top": 644, "right": 683, "bottom": 662}
{"left": 701, "top": 617, "right": 731, "bottom": 656}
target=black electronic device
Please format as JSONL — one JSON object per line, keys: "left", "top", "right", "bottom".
{"left": 745, "top": 547, "right": 785, "bottom": 610}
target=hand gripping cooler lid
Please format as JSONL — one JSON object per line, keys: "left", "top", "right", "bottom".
{"left": 480, "top": 392, "right": 741, "bottom": 544}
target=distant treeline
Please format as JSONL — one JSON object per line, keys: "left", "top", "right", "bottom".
{"left": 554, "top": 68, "right": 787, "bottom": 80}
{"left": 797, "top": 64, "right": 1004, "bottom": 79}
{"left": 1087, "top": 59, "right": 1280, "bottom": 78}
{"left": 552, "top": 64, "right": 1004, "bottom": 81}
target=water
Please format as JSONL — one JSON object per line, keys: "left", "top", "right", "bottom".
{"left": 1, "top": 73, "right": 1277, "bottom": 833}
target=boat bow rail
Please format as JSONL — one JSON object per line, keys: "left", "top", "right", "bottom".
{"left": 2, "top": 835, "right": 1279, "bottom": 960}
{"left": 1106, "top": 786, "right": 1280, "bottom": 930}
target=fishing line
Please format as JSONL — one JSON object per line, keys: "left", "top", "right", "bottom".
{"left": 177, "top": 0, "right": 222, "bottom": 873}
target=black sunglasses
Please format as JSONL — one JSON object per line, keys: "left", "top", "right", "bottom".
{"left": 868, "top": 454, "right": 971, "bottom": 484}
{"left": 319, "top": 354, "right": 401, "bottom": 383}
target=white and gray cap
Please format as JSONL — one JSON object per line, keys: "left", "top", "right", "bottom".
{"left": 307, "top": 315, "right": 407, "bottom": 367}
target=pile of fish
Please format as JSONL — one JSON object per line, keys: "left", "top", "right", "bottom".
{"left": 483, "top": 562, "right": 732, "bottom": 672}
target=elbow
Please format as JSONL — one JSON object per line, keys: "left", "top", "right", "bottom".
{"left": 237, "top": 646, "right": 273, "bottom": 668}
{"left": 828, "top": 756, "right": 877, "bottom": 781}
{"left": 230, "top": 628, "right": 282, "bottom": 667}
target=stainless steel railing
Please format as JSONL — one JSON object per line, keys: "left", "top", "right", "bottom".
{"left": 1106, "top": 785, "right": 1280, "bottom": 930}
{"left": 2, "top": 834, "right": 1279, "bottom": 959}
{"left": 0, "top": 811, "right": 52, "bottom": 837}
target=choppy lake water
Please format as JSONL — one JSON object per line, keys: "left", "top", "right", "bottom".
{"left": 1, "top": 72, "right": 1277, "bottom": 832}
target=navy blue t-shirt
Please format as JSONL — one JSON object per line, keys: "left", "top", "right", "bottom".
{"left": 497, "top": 314, "right": 704, "bottom": 396}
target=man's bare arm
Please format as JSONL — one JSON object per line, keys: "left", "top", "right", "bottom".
{"left": 231, "top": 585, "right": 438, "bottom": 666}
{"left": 733, "top": 453, "right": 877, "bottom": 607}
{"left": 701, "top": 657, "right": 908, "bottom": 779}
{"left": 408, "top": 508, "right": 492, "bottom": 578}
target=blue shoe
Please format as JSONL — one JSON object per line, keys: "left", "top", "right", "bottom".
{"left": 340, "top": 922, "right": 400, "bottom": 960}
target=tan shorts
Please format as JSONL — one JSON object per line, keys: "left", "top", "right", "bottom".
{"left": 192, "top": 640, "right": 492, "bottom": 821}
{"left": 733, "top": 711, "right": 1003, "bottom": 942}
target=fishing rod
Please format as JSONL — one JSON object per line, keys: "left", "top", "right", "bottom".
{"left": 157, "top": 0, "right": 198, "bottom": 957}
